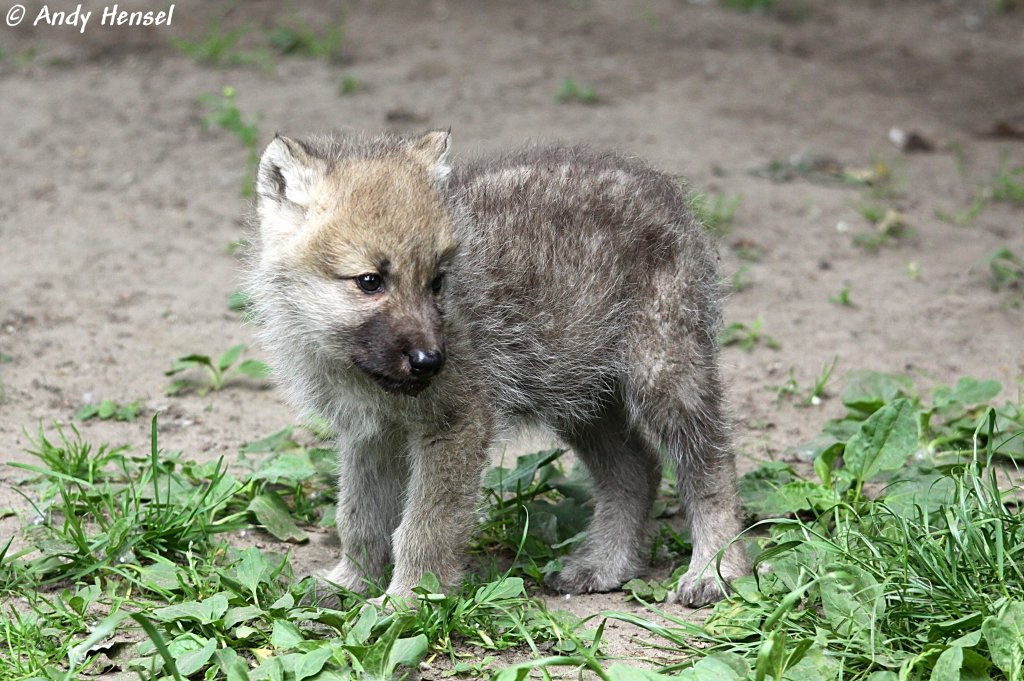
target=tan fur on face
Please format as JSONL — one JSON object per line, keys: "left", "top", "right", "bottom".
{"left": 297, "top": 158, "right": 458, "bottom": 289}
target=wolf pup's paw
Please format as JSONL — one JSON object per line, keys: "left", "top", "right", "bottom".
{"left": 301, "top": 561, "right": 373, "bottom": 608}
{"left": 368, "top": 591, "right": 417, "bottom": 612}
{"left": 671, "top": 569, "right": 729, "bottom": 607}
{"left": 301, "top": 577, "right": 345, "bottom": 609}
{"left": 671, "top": 551, "right": 747, "bottom": 607}
{"left": 544, "top": 560, "right": 633, "bottom": 595}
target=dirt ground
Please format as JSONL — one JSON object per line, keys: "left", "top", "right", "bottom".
{"left": 1, "top": 0, "right": 1023, "bottom": 673}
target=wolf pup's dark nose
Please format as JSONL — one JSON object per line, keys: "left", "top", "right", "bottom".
{"left": 408, "top": 349, "right": 445, "bottom": 377}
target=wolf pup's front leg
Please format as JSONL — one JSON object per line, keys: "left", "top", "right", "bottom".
{"left": 322, "top": 427, "right": 409, "bottom": 596}
{"left": 384, "top": 411, "right": 492, "bottom": 601}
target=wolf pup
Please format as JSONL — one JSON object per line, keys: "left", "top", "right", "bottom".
{"left": 248, "top": 130, "right": 747, "bottom": 606}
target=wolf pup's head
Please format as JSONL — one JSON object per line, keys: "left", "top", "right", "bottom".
{"left": 252, "top": 131, "right": 459, "bottom": 397}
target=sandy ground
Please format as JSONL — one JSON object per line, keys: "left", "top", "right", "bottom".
{"left": 1, "top": 0, "right": 1023, "bottom": 673}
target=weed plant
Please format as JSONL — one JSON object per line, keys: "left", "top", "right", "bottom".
{"left": 2, "top": 372, "right": 1022, "bottom": 678}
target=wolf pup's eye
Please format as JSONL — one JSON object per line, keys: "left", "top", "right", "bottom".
{"left": 431, "top": 273, "right": 445, "bottom": 294}
{"left": 355, "top": 273, "right": 383, "bottom": 294}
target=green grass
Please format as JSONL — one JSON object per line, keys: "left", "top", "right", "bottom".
{"left": 851, "top": 203, "right": 911, "bottom": 252}
{"left": 768, "top": 357, "right": 838, "bottom": 407}
{"left": 3, "top": 370, "right": 1023, "bottom": 679}
{"left": 721, "top": 317, "right": 781, "bottom": 351}
{"left": 170, "top": 19, "right": 267, "bottom": 68}
{"left": 937, "top": 154, "right": 1024, "bottom": 225}
{"left": 267, "top": 15, "right": 344, "bottom": 61}
{"left": 74, "top": 399, "right": 140, "bottom": 422}
{"left": 828, "top": 287, "right": 855, "bottom": 308}
{"left": 731, "top": 265, "right": 753, "bottom": 292}
{"left": 515, "top": 373, "right": 1024, "bottom": 680}
{"left": 982, "top": 247, "right": 1024, "bottom": 290}
{"left": 165, "top": 343, "right": 269, "bottom": 395}
{"left": 991, "top": 157, "right": 1024, "bottom": 204}
{"left": 721, "top": 0, "right": 775, "bottom": 12}
{"left": 172, "top": 12, "right": 345, "bottom": 69}
{"left": 689, "top": 192, "right": 743, "bottom": 236}
{"left": 0, "top": 421, "right": 591, "bottom": 678}
{"left": 338, "top": 75, "right": 362, "bottom": 96}
{"left": 555, "top": 78, "right": 599, "bottom": 105}
{"left": 198, "top": 87, "right": 261, "bottom": 198}
{"left": 980, "top": 247, "right": 1024, "bottom": 307}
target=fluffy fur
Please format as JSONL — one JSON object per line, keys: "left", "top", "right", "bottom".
{"left": 247, "top": 130, "right": 747, "bottom": 606}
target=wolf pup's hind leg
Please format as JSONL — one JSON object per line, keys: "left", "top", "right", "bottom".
{"left": 545, "top": 402, "right": 662, "bottom": 594}
{"left": 623, "top": 269, "right": 747, "bottom": 607}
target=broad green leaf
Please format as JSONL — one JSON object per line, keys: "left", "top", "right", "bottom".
{"left": 229, "top": 290, "right": 253, "bottom": 312}
{"left": 992, "top": 430, "right": 1024, "bottom": 460}
{"left": 269, "top": 593, "right": 294, "bottom": 611}
{"left": 982, "top": 601, "right": 1024, "bottom": 681}
{"left": 930, "top": 646, "right": 963, "bottom": 681}
{"left": 117, "top": 401, "right": 140, "bottom": 421}
{"left": 348, "top": 604, "right": 377, "bottom": 645}
{"left": 234, "top": 546, "right": 270, "bottom": 600}
{"left": 474, "top": 577, "right": 524, "bottom": 603}
{"left": 176, "top": 637, "right": 216, "bottom": 677}
{"left": 74, "top": 403, "right": 100, "bottom": 420}
{"left": 271, "top": 620, "right": 305, "bottom": 649}
{"left": 248, "top": 491, "right": 308, "bottom": 543}
{"left": 167, "top": 354, "right": 213, "bottom": 375}
{"left": 756, "top": 480, "right": 838, "bottom": 516}
{"left": 386, "top": 634, "right": 428, "bottom": 674}
{"left": 482, "top": 449, "right": 564, "bottom": 492}
{"left": 359, "top": 616, "right": 407, "bottom": 679}
{"left": 241, "top": 426, "right": 299, "bottom": 450}
{"left": 253, "top": 653, "right": 304, "bottom": 680}
{"left": 413, "top": 572, "right": 442, "bottom": 595}
{"left": 295, "top": 645, "right": 334, "bottom": 681}
{"left": 237, "top": 358, "right": 271, "bottom": 378}
{"left": 679, "top": 652, "right": 750, "bottom": 680}
{"left": 934, "top": 378, "right": 1001, "bottom": 409}
{"left": 68, "top": 611, "right": 124, "bottom": 668}
{"left": 224, "top": 605, "right": 264, "bottom": 629}
{"left": 166, "top": 378, "right": 193, "bottom": 396}
{"left": 310, "top": 671, "right": 352, "bottom": 681}
{"left": 782, "top": 645, "right": 837, "bottom": 681}
{"left": 843, "top": 398, "right": 917, "bottom": 483}
{"left": 606, "top": 665, "right": 676, "bottom": 680}
{"left": 98, "top": 399, "right": 116, "bottom": 419}
{"left": 252, "top": 452, "right": 317, "bottom": 484}
{"left": 241, "top": 426, "right": 297, "bottom": 454}
{"left": 623, "top": 577, "right": 670, "bottom": 603}
{"left": 841, "top": 371, "right": 915, "bottom": 414}
{"left": 215, "top": 648, "right": 251, "bottom": 681}
{"left": 881, "top": 468, "right": 957, "bottom": 515}
{"left": 152, "top": 594, "right": 228, "bottom": 624}
{"left": 814, "top": 442, "right": 845, "bottom": 490}
{"left": 234, "top": 625, "right": 259, "bottom": 640}
{"left": 218, "top": 343, "right": 246, "bottom": 371}
{"left": 138, "top": 558, "right": 185, "bottom": 592}
{"left": 755, "top": 630, "right": 788, "bottom": 681}
{"left": 738, "top": 462, "right": 796, "bottom": 513}
{"left": 820, "top": 566, "right": 884, "bottom": 640}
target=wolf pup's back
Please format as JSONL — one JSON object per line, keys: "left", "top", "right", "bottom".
{"left": 449, "top": 146, "right": 724, "bottom": 426}
{"left": 248, "top": 131, "right": 746, "bottom": 607}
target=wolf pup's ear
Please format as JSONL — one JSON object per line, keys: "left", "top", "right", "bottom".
{"left": 257, "top": 136, "right": 324, "bottom": 208}
{"left": 409, "top": 130, "right": 452, "bottom": 182}
{"left": 256, "top": 136, "right": 326, "bottom": 254}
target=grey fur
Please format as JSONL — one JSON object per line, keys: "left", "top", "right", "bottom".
{"left": 247, "top": 132, "right": 747, "bottom": 606}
